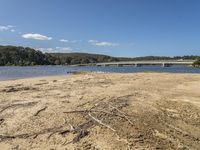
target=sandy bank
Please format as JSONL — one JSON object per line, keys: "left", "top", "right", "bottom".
{"left": 0, "top": 73, "right": 200, "bottom": 149}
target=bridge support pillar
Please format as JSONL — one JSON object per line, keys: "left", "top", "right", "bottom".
{"left": 162, "top": 63, "right": 171, "bottom": 67}
{"left": 117, "top": 64, "right": 123, "bottom": 67}
{"left": 136, "top": 64, "right": 142, "bottom": 67}
{"left": 134, "top": 63, "right": 138, "bottom": 67}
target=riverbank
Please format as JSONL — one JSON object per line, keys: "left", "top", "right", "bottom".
{"left": 0, "top": 73, "right": 200, "bottom": 149}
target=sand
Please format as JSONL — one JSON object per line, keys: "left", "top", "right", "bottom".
{"left": 0, "top": 73, "right": 200, "bottom": 150}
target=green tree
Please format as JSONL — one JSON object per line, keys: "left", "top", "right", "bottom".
{"left": 193, "top": 57, "right": 200, "bottom": 67}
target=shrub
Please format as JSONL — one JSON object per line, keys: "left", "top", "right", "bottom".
{"left": 193, "top": 57, "right": 200, "bottom": 67}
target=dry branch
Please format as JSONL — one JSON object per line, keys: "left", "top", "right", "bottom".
{"left": 34, "top": 106, "right": 47, "bottom": 116}
{"left": 63, "top": 109, "right": 111, "bottom": 115}
{"left": 0, "top": 119, "right": 94, "bottom": 142}
{"left": 64, "top": 109, "right": 133, "bottom": 125}
{"left": 88, "top": 113, "right": 116, "bottom": 132}
{"left": 0, "top": 125, "right": 69, "bottom": 141}
{"left": 0, "top": 118, "right": 4, "bottom": 125}
{"left": 109, "top": 104, "right": 134, "bottom": 125}
{"left": 72, "top": 130, "right": 89, "bottom": 143}
{"left": 0, "top": 102, "right": 38, "bottom": 114}
{"left": 63, "top": 110, "right": 88, "bottom": 114}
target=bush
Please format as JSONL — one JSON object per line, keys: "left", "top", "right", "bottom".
{"left": 193, "top": 57, "right": 200, "bottom": 67}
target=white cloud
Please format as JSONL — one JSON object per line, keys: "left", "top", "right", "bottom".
{"left": 0, "top": 26, "right": 9, "bottom": 31}
{"left": 70, "top": 40, "right": 82, "bottom": 43}
{"left": 22, "top": 33, "right": 52, "bottom": 40}
{"left": 60, "top": 39, "right": 82, "bottom": 43}
{"left": 36, "top": 48, "right": 54, "bottom": 52}
{"left": 88, "top": 40, "right": 118, "bottom": 47}
{"left": 56, "top": 47, "right": 73, "bottom": 52}
{"left": 95, "top": 42, "right": 118, "bottom": 46}
{"left": 88, "top": 40, "right": 98, "bottom": 43}
{"left": 0, "top": 25, "right": 15, "bottom": 32}
{"left": 60, "top": 39, "right": 68, "bottom": 42}
{"left": 37, "top": 47, "right": 73, "bottom": 53}
{"left": 10, "top": 29, "right": 15, "bottom": 32}
{"left": 7, "top": 25, "right": 14, "bottom": 28}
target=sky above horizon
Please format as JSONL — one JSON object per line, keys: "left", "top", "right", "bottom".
{"left": 0, "top": 0, "right": 200, "bottom": 57}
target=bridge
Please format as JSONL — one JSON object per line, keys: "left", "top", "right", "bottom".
{"left": 95, "top": 60, "right": 194, "bottom": 67}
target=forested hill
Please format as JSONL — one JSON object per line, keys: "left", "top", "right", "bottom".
{"left": 0, "top": 46, "right": 119, "bottom": 66}
{"left": 0, "top": 45, "right": 199, "bottom": 66}
{"left": 49, "top": 53, "right": 119, "bottom": 65}
{"left": 0, "top": 46, "right": 55, "bottom": 66}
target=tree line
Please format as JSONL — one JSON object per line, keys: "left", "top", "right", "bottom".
{"left": 0, "top": 46, "right": 118, "bottom": 66}
{"left": 0, "top": 45, "right": 199, "bottom": 66}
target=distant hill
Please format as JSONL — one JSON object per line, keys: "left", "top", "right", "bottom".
{"left": 0, "top": 45, "right": 199, "bottom": 66}
{"left": 49, "top": 53, "right": 119, "bottom": 65}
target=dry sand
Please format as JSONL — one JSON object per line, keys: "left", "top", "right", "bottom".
{"left": 0, "top": 73, "right": 200, "bottom": 150}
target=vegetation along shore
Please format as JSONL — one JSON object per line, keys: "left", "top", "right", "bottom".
{"left": 0, "top": 45, "right": 199, "bottom": 67}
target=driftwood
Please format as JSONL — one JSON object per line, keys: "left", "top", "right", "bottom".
{"left": 34, "top": 106, "right": 47, "bottom": 116}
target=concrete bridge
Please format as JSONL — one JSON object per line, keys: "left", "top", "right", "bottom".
{"left": 95, "top": 60, "right": 194, "bottom": 67}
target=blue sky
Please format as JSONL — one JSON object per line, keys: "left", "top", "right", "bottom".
{"left": 0, "top": 0, "right": 200, "bottom": 57}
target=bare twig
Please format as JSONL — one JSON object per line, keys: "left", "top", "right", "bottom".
{"left": 63, "top": 109, "right": 133, "bottom": 125}
{"left": 72, "top": 130, "right": 89, "bottom": 143}
{"left": 47, "top": 132, "right": 55, "bottom": 139}
{"left": 69, "top": 124, "right": 75, "bottom": 131}
{"left": 63, "top": 110, "right": 88, "bottom": 114}
{"left": 88, "top": 113, "right": 116, "bottom": 132}
{"left": 0, "top": 102, "right": 38, "bottom": 114}
{"left": 48, "top": 124, "right": 74, "bottom": 139}
{"left": 63, "top": 109, "right": 111, "bottom": 115}
{"left": 63, "top": 121, "right": 92, "bottom": 145}
{"left": 109, "top": 104, "right": 134, "bottom": 125}
{"left": 34, "top": 106, "right": 47, "bottom": 116}
{"left": 0, "top": 124, "right": 71, "bottom": 141}
{"left": 0, "top": 119, "right": 4, "bottom": 125}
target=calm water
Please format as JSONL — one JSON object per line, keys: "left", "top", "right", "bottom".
{"left": 0, "top": 65, "right": 200, "bottom": 81}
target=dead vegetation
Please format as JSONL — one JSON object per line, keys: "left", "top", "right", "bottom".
{"left": 0, "top": 95, "right": 134, "bottom": 146}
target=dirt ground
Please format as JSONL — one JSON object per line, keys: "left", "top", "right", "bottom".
{"left": 0, "top": 73, "right": 200, "bottom": 150}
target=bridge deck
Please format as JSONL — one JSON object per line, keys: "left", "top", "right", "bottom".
{"left": 70, "top": 60, "right": 194, "bottom": 67}
{"left": 96, "top": 60, "right": 194, "bottom": 67}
